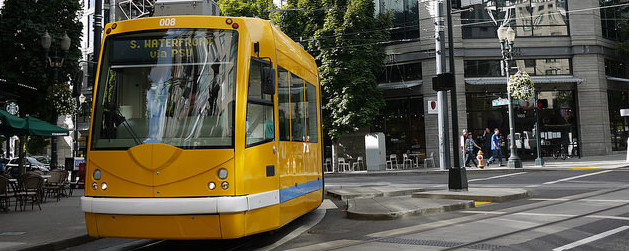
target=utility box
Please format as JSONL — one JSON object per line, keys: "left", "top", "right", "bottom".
{"left": 154, "top": 0, "right": 220, "bottom": 17}
{"left": 365, "top": 133, "right": 386, "bottom": 171}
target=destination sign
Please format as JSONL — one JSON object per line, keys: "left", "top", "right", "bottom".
{"left": 110, "top": 36, "right": 214, "bottom": 64}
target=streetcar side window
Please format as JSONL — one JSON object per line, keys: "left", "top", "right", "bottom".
{"left": 305, "top": 82, "right": 318, "bottom": 143}
{"left": 246, "top": 58, "right": 275, "bottom": 147}
{"left": 278, "top": 67, "right": 291, "bottom": 141}
{"left": 290, "top": 74, "right": 306, "bottom": 142}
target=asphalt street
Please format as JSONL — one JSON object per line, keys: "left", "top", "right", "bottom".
{"left": 64, "top": 166, "right": 629, "bottom": 251}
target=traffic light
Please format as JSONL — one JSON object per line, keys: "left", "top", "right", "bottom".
{"left": 432, "top": 73, "right": 455, "bottom": 91}
{"left": 537, "top": 99, "right": 548, "bottom": 109}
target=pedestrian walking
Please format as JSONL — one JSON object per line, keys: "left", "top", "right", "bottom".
{"left": 460, "top": 129, "right": 467, "bottom": 167}
{"left": 483, "top": 128, "right": 492, "bottom": 158}
{"left": 487, "top": 128, "right": 504, "bottom": 166}
{"left": 464, "top": 133, "right": 481, "bottom": 168}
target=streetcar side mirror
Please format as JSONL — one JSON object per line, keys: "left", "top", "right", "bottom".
{"left": 262, "top": 65, "right": 275, "bottom": 95}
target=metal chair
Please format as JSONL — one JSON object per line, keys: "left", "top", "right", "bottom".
{"left": 352, "top": 156, "right": 364, "bottom": 171}
{"left": 424, "top": 152, "right": 436, "bottom": 169}
{"left": 386, "top": 154, "right": 399, "bottom": 170}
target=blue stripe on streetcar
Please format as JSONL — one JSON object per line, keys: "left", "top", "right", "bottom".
{"left": 279, "top": 179, "right": 323, "bottom": 203}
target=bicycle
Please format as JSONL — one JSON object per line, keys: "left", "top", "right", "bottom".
{"left": 552, "top": 144, "right": 567, "bottom": 160}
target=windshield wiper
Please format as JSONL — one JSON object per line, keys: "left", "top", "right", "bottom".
{"left": 104, "top": 107, "right": 142, "bottom": 146}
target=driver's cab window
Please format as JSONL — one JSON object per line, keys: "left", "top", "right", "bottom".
{"left": 246, "top": 58, "right": 275, "bottom": 146}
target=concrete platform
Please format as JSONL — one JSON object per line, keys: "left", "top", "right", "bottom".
{"left": 347, "top": 196, "right": 474, "bottom": 220}
{"left": 327, "top": 186, "right": 425, "bottom": 200}
{"left": 412, "top": 188, "right": 529, "bottom": 202}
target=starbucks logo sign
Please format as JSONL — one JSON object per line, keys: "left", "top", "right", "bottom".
{"left": 5, "top": 101, "right": 18, "bottom": 115}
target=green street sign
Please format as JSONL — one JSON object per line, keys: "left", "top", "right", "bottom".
{"left": 492, "top": 98, "right": 518, "bottom": 106}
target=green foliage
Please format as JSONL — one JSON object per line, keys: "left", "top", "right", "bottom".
{"left": 218, "top": 0, "right": 274, "bottom": 19}
{"left": 0, "top": 0, "right": 83, "bottom": 120}
{"left": 315, "top": 0, "right": 389, "bottom": 140}
{"left": 218, "top": 0, "right": 390, "bottom": 141}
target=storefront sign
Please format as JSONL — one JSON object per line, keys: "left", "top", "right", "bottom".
{"left": 427, "top": 98, "right": 438, "bottom": 114}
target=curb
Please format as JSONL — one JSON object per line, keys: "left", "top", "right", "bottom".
{"left": 347, "top": 198, "right": 475, "bottom": 220}
{"left": 19, "top": 235, "right": 96, "bottom": 251}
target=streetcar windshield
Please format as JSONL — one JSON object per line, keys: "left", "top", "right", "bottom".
{"left": 91, "top": 29, "right": 238, "bottom": 150}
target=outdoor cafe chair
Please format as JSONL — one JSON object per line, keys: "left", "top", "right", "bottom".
{"left": 338, "top": 158, "right": 351, "bottom": 172}
{"left": 352, "top": 156, "right": 364, "bottom": 171}
{"left": 0, "top": 175, "right": 17, "bottom": 213}
{"left": 44, "top": 170, "right": 67, "bottom": 202}
{"left": 402, "top": 153, "right": 414, "bottom": 169}
{"left": 386, "top": 154, "right": 399, "bottom": 170}
{"left": 15, "top": 174, "right": 44, "bottom": 211}
{"left": 424, "top": 152, "right": 436, "bottom": 169}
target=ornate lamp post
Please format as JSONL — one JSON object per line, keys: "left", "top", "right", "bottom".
{"left": 41, "top": 31, "right": 71, "bottom": 168}
{"left": 498, "top": 26, "right": 522, "bottom": 168}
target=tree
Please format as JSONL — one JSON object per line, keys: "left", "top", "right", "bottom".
{"left": 218, "top": 0, "right": 274, "bottom": 19}
{"left": 314, "top": 0, "right": 389, "bottom": 171}
{"left": 0, "top": 0, "right": 82, "bottom": 172}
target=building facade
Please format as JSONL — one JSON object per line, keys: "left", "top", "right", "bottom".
{"left": 335, "top": 0, "right": 628, "bottom": 166}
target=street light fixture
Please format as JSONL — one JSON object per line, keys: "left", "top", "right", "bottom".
{"left": 41, "top": 31, "right": 72, "bottom": 168}
{"left": 497, "top": 26, "right": 522, "bottom": 169}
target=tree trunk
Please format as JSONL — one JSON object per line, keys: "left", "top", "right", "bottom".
{"left": 331, "top": 138, "right": 339, "bottom": 173}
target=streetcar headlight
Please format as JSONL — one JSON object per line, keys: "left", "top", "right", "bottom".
{"left": 92, "top": 182, "right": 98, "bottom": 190}
{"left": 221, "top": 181, "right": 229, "bottom": 190}
{"left": 93, "top": 169, "right": 102, "bottom": 180}
{"left": 218, "top": 168, "right": 228, "bottom": 179}
{"left": 208, "top": 182, "right": 216, "bottom": 190}
{"left": 101, "top": 182, "right": 108, "bottom": 190}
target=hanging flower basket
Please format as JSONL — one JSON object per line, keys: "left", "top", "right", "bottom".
{"left": 508, "top": 71, "right": 534, "bottom": 101}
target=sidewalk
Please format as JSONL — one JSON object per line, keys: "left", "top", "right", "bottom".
{"left": 1, "top": 154, "right": 627, "bottom": 250}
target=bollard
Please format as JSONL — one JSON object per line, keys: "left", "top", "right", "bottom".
{"left": 448, "top": 167, "right": 468, "bottom": 191}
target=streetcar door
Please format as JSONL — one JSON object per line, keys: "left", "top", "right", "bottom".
{"left": 243, "top": 57, "right": 279, "bottom": 213}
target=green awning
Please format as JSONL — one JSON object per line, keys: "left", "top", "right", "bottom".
{"left": 0, "top": 110, "right": 69, "bottom": 137}
{"left": 0, "top": 109, "right": 26, "bottom": 136}
{"left": 24, "top": 117, "right": 70, "bottom": 137}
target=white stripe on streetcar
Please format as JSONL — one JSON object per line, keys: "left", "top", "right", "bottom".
{"left": 553, "top": 226, "right": 629, "bottom": 251}
{"left": 543, "top": 170, "right": 614, "bottom": 185}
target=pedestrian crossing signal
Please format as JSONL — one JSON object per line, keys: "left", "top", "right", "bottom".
{"left": 537, "top": 99, "right": 548, "bottom": 109}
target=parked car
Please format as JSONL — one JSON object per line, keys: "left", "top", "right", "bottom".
{"left": 5, "top": 157, "right": 50, "bottom": 178}
{"left": 31, "top": 155, "right": 51, "bottom": 165}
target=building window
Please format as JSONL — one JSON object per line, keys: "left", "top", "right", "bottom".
{"left": 88, "top": 14, "right": 94, "bottom": 48}
{"left": 464, "top": 60, "right": 502, "bottom": 77}
{"left": 378, "top": 62, "right": 422, "bottom": 83}
{"left": 605, "top": 59, "right": 626, "bottom": 78}
{"left": 516, "top": 58, "right": 571, "bottom": 76}
{"left": 462, "top": 0, "right": 569, "bottom": 39}
{"left": 600, "top": 0, "right": 626, "bottom": 41}
{"left": 375, "top": 0, "right": 419, "bottom": 41}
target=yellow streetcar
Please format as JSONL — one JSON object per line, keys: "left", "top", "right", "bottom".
{"left": 81, "top": 11, "right": 323, "bottom": 239}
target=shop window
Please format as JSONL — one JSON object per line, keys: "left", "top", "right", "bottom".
{"left": 608, "top": 91, "right": 629, "bottom": 151}
{"left": 600, "top": 0, "right": 625, "bottom": 41}
{"left": 246, "top": 58, "right": 274, "bottom": 147}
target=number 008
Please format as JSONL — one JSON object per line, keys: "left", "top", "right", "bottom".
{"left": 160, "top": 18, "right": 176, "bottom": 26}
